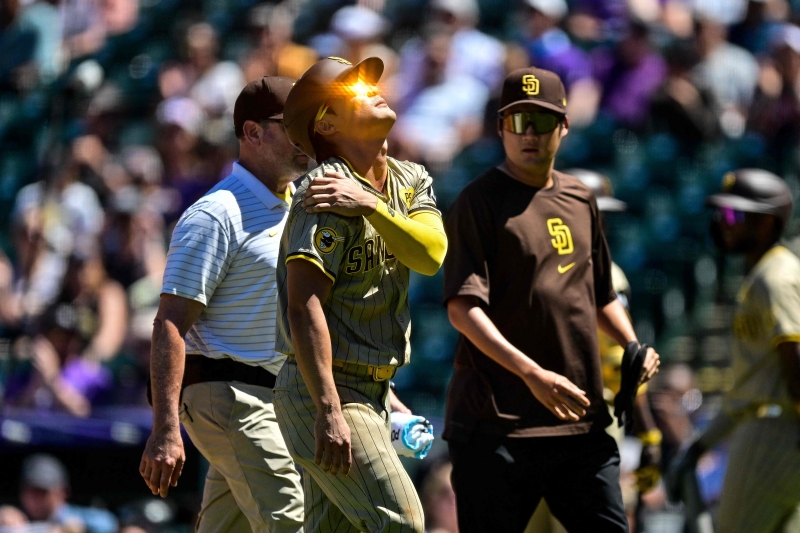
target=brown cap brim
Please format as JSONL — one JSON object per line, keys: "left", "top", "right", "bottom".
{"left": 498, "top": 99, "right": 567, "bottom": 115}
{"left": 706, "top": 194, "right": 780, "bottom": 215}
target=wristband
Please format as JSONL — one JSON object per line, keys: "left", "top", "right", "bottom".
{"left": 637, "top": 428, "right": 663, "bottom": 447}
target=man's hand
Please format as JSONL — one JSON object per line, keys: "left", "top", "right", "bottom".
{"left": 389, "top": 388, "right": 412, "bottom": 414}
{"left": 523, "top": 368, "right": 591, "bottom": 421}
{"left": 314, "top": 405, "right": 352, "bottom": 476}
{"left": 140, "top": 425, "right": 185, "bottom": 497}
{"left": 303, "top": 170, "right": 378, "bottom": 217}
{"left": 639, "top": 346, "right": 660, "bottom": 386}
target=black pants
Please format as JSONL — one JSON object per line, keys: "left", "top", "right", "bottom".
{"left": 448, "top": 431, "right": 628, "bottom": 533}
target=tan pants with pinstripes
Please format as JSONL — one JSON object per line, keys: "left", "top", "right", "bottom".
{"left": 716, "top": 416, "right": 800, "bottom": 533}
{"left": 274, "top": 360, "right": 424, "bottom": 533}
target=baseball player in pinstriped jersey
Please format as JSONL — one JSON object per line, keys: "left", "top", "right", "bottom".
{"left": 668, "top": 169, "right": 800, "bottom": 533}
{"left": 273, "top": 56, "right": 446, "bottom": 532}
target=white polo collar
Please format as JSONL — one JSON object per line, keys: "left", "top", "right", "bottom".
{"left": 231, "top": 162, "right": 294, "bottom": 211}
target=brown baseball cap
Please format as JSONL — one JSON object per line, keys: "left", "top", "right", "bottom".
{"left": 284, "top": 56, "right": 384, "bottom": 160}
{"left": 499, "top": 67, "right": 567, "bottom": 115}
{"left": 707, "top": 168, "right": 794, "bottom": 225}
{"left": 233, "top": 76, "right": 294, "bottom": 138}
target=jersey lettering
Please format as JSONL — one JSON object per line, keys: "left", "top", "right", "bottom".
{"left": 346, "top": 246, "right": 363, "bottom": 274}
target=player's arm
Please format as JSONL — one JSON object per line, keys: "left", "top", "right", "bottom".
{"left": 597, "top": 300, "right": 660, "bottom": 384}
{"left": 778, "top": 341, "right": 800, "bottom": 437}
{"left": 302, "top": 171, "right": 447, "bottom": 276}
{"left": 140, "top": 294, "right": 204, "bottom": 498}
{"left": 286, "top": 258, "right": 352, "bottom": 476}
{"left": 447, "top": 295, "right": 590, "bottom": 421}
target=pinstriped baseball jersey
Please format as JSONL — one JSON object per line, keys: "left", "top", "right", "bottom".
{"left": 725, "top": 245, "right": 800, "bottom": 413}
{"left": 275, "top": 156, "right": 440, "bottom": 367}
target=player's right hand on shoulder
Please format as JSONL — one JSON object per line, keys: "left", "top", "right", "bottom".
{"left": 314, "top": 405, "right": 352, "bottom": 476}
{"left": 524, "top": 368, "right": 590, "bottom": 421}
{"left": 139, "top": 425, "right": 185, "bottom": 498}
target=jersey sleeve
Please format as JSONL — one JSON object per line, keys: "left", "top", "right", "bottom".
{"left": 767, "top": 271, "right": 800, "bottom": 348}
{"left": 162, "top": 209, "right": 231, "bottom": 305}
{"left": 408, "top": 165, "right": 441, "bottom": 217}
{"left": 284, "top": 205, "right": 357, "bottom": 283}
{"left": 590, "top": 197, "right": 616, "bottom": 307}
{"left": 442, "top": 188, "right": 492, "bottom": 306}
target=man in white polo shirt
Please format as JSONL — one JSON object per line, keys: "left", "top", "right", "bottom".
{"left": 139, "top": 76, "right": 307, "bottom": 533}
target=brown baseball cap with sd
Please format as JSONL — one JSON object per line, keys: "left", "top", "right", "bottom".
{"left": 707, "top": 168, "right": 793, "bottom": 225}
{"left": 233, "top": 76, "right": 294, "bottom": 138}
{"left": 284, "top": 56, "right": 384, "bottom": 160}
{"left": 499, "top": 67, "right": 567, "bottom": 115}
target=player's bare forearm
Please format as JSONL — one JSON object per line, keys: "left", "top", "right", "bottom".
{"left": 447, "top": 295, "right": 590, "bottom": 420}
{"left": 632, "top": 391, "right": 658, "bottom": 435}
{"left": 597, "top": 299, "right": 637, "bottom": 346}
{"left": 287, "top": 259, "right": 352, "bottom": 475}
{"left": 286, "top": 259, "right": 339, "bottom": 410}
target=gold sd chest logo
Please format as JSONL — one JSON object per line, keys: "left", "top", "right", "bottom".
{"left": 522, "top": 74, "right": 540, "bottom": 96}
{"left": 547, "top": 218, "right": 574, "bottom": 255}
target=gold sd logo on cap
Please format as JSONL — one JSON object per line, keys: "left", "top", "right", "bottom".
{"left": 522, "top": 74, "right": 540, "bottom": 96}
{"left": 722, "top": 172, "right": 736, "bottom": 191}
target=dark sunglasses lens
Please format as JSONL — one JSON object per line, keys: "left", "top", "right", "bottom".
{"left": 719, "top": 206, "right": 745, "bottom": 225}
{"left": 503, "top": 112, "right": 559, "bottom": 134}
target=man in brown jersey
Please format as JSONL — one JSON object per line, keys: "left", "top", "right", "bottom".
{"left": 442, "top": 67, "right": 660, "bottom": 532}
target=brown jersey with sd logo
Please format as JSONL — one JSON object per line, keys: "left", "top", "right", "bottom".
{"left": 442, "top": 168, "right": 616, "bottom": 439}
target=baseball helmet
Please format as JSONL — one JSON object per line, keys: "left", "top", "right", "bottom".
{"left": 284, "top": 56, "right": 384, "bottom": 160}
{"left": 707, "top": 168, "right": 793, "bottom": 226}
{"left": 565, "top": 168, "right": 627, "bottom": 212}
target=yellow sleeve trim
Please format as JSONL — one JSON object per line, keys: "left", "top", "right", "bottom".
{"left": 286, "top": 253, "right": 336, "bottom": 283}
{"left": 770, "top": 334, "right": 800, "bottom": 350}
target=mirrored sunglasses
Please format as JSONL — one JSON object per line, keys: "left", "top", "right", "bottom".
{"left": 501, "top": 111, "right": 561, "bottom": 135}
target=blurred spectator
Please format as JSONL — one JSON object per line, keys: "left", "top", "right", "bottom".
{"left": 184, "top": 22, "right": 245, "bottom": 117}
{"left": 593, "top": 21, "right": 667, "bottom": 129}
{"left": 329, "top": 5, "right": 398, "bottom": 78}
{"left": 155, "top": 97, "right": 215, "bottom": 215}
{"left": 392, "top": 32, "right": 488, "bottom": 169}
{"left": 100, "top": 0, "right": 139, "bottom": 37}
{"left": 729, "top": 0, "right": 788, "bottom": 55}
{"left": 521, "top": 0, "right": 601, "bottom": 126}
{"left": 19, "top": 454, "right": 117, "bottom": 533}
{"left": 693, "top": 13, "right": 759, "bottom": 137}
{"left": 242, "top": 3, "right": 317, "bottom": 82}
{"left": 419, "top": 461, "right": 458, "bottom": 533}
{"left": 748, "top": 23, "right": 800, "bottom": 169}
{"left": 0, "top": 0, "right": 39, "bottom": 92}
{"left": 6, "top": 251, "right": 126, "bottom": 416}
{"left": 1, "top": 0, "right": 64, "bottom": 89}
{"left": 396, "top": 0, "right": 505, "bottom": 100}
{"left": 649, "top": 39, "right": 720, "bottom": 153}
{"left": 61, "top": 0, "right": 107, "bottom": 61}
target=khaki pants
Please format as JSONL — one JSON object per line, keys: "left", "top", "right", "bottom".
{"left": 273, "top": 360, "right": 424, "bottom": 533}
{"left": 180, "top": 381, "right": 305, "bottom": 533}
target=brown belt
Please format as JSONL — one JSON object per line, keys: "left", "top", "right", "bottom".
{"left": 331, "top": 360, "right": 397, "bottom": 382}
{"left": 147, "top": 355, "right": 276, "bottom": 406}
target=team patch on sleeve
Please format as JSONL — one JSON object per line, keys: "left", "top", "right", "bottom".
{"left": 314, "top": 227, "right": 344, "bottom": 254}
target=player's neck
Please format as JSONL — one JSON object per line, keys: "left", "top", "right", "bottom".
{"left": 500, "top": 159, "right": 554, "bottom": 189}
{"left": 745, "top": 241, "right": 780, "bottom": 272}
{"left": 334, "top": 139, "right": 389, "bottom": 191}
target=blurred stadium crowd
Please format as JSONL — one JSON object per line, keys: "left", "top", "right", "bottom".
{"left": 3, "top": 0, "right": 800, "bottom": 530}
